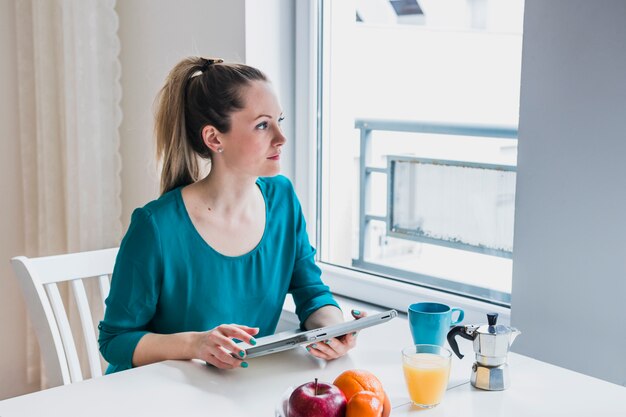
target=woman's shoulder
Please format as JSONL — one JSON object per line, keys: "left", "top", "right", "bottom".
{"left": 130, "top": 187, "right": 182, "bottom": 224}
{"left": 258, "top": 174, "right": 295, "bottom": 198}
{"left": 258, "top": 175, "right": 302, "bottom": 220}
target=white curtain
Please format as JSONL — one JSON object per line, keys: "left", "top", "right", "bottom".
{"left": 15, "top": 0, "right": 122, "bottom": 388}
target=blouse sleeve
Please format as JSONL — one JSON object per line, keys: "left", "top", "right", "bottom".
{"left": 98, "top": 208, "right": 163, "bottom": 372}
{"left": 287, "top": 184, "right": 340, "bottom": 327}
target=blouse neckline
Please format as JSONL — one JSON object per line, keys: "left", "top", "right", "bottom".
{"left": 175, "top": 178, "right": 269, "bottom": 261}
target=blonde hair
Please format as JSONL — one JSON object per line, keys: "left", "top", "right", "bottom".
{"left": 154, "top": 57, "right": 267, "bottom": 195}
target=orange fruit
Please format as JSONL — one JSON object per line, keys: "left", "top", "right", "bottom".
{"left": 346, "top": 390, "right": 383, "bottom": 417}
{"left": 333, "top": 369, "right": 386, "bottom": 403}
{"left": 381, "top": 391, "right": 391, "bottom": 417}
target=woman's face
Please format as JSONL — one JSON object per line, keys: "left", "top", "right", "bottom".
{"left": 219, "top": 81, "right": 286, "bottom": 178}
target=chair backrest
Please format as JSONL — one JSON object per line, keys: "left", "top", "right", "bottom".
{"left": 11, "top": 248, "right": 119, "bottom": 387}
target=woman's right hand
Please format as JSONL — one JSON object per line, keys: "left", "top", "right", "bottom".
{"left": 193, "top": 324, "right": 259, "bottom": 369}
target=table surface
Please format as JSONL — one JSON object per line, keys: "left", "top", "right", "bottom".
{"left": 1, "top": 304, "right": 625, "bottom": 417}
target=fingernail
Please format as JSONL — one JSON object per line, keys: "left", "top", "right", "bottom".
{"left": 311, "top": 344, "right": 317, "bottom": 348}
{"left": 352, "top": 309, "right": 361, "bottom": 315}
{"left": 241, "top": 361, "right": 249, "bottom": 368}
{"left": 238, "top": 350, "right": 245, "bottom": 358}
{"left": 249, "top": 338, "right": 257, "bottom": 346}
{"left": 352, "top": 332, "right": 357, "bottom": 336}
{"left": 306, "top": 346, "right": 311, "bottom": 351}
{"left": 324, "top": 340, "right": 331, "bottom": 345}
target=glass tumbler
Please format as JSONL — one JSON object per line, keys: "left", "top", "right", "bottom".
{"left": 402, "top": 344, "right": 452, "bottom": 408}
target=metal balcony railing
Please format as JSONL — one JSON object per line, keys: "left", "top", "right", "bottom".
{"left": 354, "top": 119, "right": 518, "bottom": 304}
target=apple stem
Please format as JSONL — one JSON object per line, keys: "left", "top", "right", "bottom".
{"left": 315, "top": 378, "right": 318, "bottom": 396}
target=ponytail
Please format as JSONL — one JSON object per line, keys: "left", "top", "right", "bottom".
{"left": 154, "top": 57, "right": 267, "bottom": 195}
{"left": 155, "top": 57, "right": 204, "bottom": 195}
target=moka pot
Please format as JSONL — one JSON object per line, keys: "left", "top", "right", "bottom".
{"left": 447, "top": 313, "right": 521, "bottom": 391}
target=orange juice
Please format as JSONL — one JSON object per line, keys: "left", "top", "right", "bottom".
{"left": 402, "top": 353, "right": 450, "bottom": 407}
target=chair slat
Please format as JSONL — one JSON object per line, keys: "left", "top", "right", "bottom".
{"left": 98, "top": 274, "right": 111, "bottom": 313}
{"left": 45, "top": 283, "right": 83, "bottom": 383}
{"left": 71, "top": 279, "right": 103, "bottom": 379}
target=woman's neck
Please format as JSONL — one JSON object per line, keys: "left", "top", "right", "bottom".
{"left": 192, "top": 170, "right": 259, "bottom": 217}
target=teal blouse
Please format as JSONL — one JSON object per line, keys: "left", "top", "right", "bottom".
{"left": 98, "top": 175, "right": 339, "bottom": 373}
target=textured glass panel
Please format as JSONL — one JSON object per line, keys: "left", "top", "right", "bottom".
{"left": 391, "top": 159, "right": 516, "bottom": 253}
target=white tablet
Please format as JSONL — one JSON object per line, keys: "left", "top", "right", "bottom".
{"left": 239, "top": 309, "right": 398, "bottom": 359}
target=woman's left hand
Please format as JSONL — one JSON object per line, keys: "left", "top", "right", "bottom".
{"left": 305, "top": 309, "right": 366, "bottom": 360}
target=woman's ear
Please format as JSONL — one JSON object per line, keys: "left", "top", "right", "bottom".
{"left": 201, "top": 125, "right": 223, "bottom": 153}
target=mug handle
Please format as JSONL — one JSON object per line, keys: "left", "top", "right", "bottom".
{"left": 450, "top": 308, "right": 464, "bottom": 325}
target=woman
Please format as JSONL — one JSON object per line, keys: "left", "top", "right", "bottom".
{"left": 98, "top": 57, "right": 360, "bottom": 372}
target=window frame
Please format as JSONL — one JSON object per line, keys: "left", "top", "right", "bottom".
{"left": 293, "top": 0, "right": 511, "bottom": 319}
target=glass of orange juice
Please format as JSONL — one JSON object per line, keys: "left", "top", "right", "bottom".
{"left": 402, "top": 344, "right": 452, "bottom": 408}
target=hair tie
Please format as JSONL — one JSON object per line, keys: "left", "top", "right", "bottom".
{"left": 200, "top": 57, "right": 224, "bottom": 72}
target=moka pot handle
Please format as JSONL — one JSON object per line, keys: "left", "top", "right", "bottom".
{"left": 447, "top": 325, "right": 475, "bottom": 360}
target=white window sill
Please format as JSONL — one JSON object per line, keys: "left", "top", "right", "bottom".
{"left": 279, "top": 263, "right": 510, "bottom": 330}
{"left": 320, "top": 263, "right": 510, "bottom": 326}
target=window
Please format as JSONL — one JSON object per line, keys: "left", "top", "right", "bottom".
{"left": 312, "top": 0, "right": 524, "bottom": 306}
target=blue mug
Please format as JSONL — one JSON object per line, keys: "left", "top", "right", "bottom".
{"left": 408, "top": 302, "right": 464, "bottom": 347}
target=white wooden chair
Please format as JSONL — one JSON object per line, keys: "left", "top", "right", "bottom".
{"left": 11, "top": 248, "right": 119, "bottom": 387}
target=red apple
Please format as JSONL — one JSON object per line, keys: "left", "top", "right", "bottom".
{"left": 288, "top": 378, "right": 347, "bottom": 417}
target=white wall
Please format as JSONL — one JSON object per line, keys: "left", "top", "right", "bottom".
{"left": 0, "top": 0, "right": 39, "bottom": 400}
{"left": 245, "top": 0, "right": 296, "bottom": 182}
{"left": 116, "top": 0, "right": 247, "bottom": 228}
{"left": 511, "top": 0, "right": 626, "bottom": 386}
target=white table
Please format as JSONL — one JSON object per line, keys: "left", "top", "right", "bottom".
{"left": 1, "top": 307, "right": 625, "bottom": 416}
